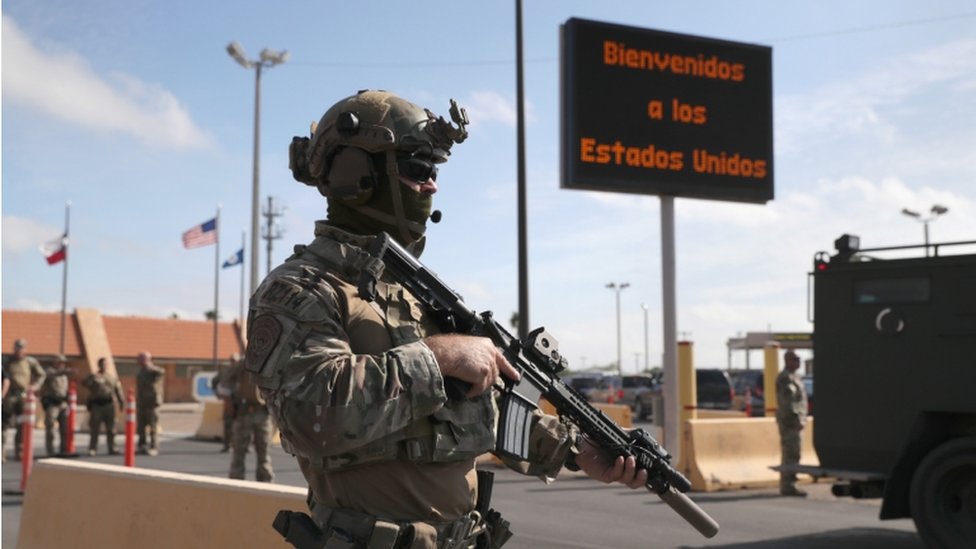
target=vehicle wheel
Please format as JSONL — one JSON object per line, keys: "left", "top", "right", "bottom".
{"left": 633, "top": 400, "right": 645, "bottom": 420}
{"left": 910, "top": 436, "right": 976, "bottom": 549}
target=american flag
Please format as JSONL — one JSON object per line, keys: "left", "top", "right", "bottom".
{"left": 182, "top": 218, "right": 217, "bottom": 249}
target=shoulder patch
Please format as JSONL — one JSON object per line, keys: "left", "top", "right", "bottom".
{"left": 246, "top": 314, "right": 282, "bottom": 374}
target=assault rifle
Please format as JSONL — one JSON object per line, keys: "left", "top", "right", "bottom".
{"left": 360, "top": 233, "right": 719, "bottom": 538}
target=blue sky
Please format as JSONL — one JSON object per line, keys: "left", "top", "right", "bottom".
{"left": 3, "top": 1, "right": 975, "bottom": 371}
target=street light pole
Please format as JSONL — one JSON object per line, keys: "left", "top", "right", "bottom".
{"left": 606, "top": 282, "right": 630, "bottom": 376}
{"left": 227, "top": 42, "right": 289, "bottom": 300}
{"left": 901, "top": 204, "right": 949, "bottom": 257}
{"left": 641, "top": 303, "right": 649, "bottom": 372}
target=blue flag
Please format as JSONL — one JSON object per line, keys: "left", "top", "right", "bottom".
{"left": 222, "top": 248, "right": 243, "bottom": 268}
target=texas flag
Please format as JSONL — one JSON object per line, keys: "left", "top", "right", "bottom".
{"left": 40, "top": 234, "right": 68, "bottom": 265}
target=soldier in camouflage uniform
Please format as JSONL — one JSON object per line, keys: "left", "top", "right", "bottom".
{"left": 135, "top": 351, "right": 165, "bottom": 456}
{"left": 248, "top": 90, "right": 647, "bottom": 549}
{"left": 39, "top": 354, "right": 73, "bottom": 456}
{"left": 776, "top": 349, "right": 809, "bottom": 496}
{"left": 83, "top": 357, "right": 125, "bottom": 456}
{"left": 2, "top": 339, "right": 46, "bottom": 461}
{"left": 211, "top": 358, "right": 235, "bottom": 452}
{"left": 224, "top": 353, "right": 274, "bottom": 482}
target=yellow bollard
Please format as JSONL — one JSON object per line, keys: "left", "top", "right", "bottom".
{"left": 678, "top": 341, "right": 697, "bottom": 423}
{"left": 763, "top": 342, "right": 780, "bottom": 416}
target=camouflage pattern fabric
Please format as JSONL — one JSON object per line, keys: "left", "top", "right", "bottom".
{"left": 40, "top": 366, "right": 71, "bottom": 455}
{"left": 2, "top": 355, "right": 45, "bottom": 459}
{"left": 88, "top": 402, "right": 117, "bottom": 454}
{"left": 4, "top": 355, "right": 45, "bottom": 394}
{"left": 136, "top": 364, "right": 165, "bottom": 407}
{"left": 136, "top": 364, "right": 165, "bottom": 451}
{"left": 229, "top": 406, "right": 274, "bottom": 482}
{"left": 775, "top": 368, "right": 808, "bottom": 491}
{"left": 84, "top": 373, "right": 124, "bottom": 454}
{"left": 246, "top": 223, "right": 575, "bottom": 533}
{"left": 211, "top": 367, "right": 235, "bottom": 449}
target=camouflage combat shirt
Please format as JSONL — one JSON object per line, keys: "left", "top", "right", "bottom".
{"left": 775, "top": 368, "right": 808, "bottom": 429}
{"left": 4, "top": 356, "right": 45, "bottom": 395}
{"left": 246, "top": 222, "right": 575, "bottom": 523}
{"left": 136, "top": 364, "right": 165, "bottom": 408}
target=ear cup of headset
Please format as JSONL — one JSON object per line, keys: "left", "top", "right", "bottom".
{"left": 326, "top": 147, "right": 376, "bottom": 206}
{"left": 288, "top": 137, "right": 315, "bottom": 185}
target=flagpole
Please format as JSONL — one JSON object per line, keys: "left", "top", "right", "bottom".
{"left": 213, "top": 205, "right": 221, "bottom": 370}
{"left": 59, "top": 201, "right": 71, "bottom": 355}
{"left": 240, "top": 230, "right": 246, "bottom": 328}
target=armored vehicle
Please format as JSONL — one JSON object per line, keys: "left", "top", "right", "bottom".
{"left": 802, "top": 234, "right": 976, "bottom": 548}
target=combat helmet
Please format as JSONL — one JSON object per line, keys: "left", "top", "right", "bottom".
{"left": 289, "top": 90, "right": 468, "bottom": 247}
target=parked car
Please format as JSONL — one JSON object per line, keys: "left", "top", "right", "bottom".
{"left": 585, "top": 374, "right": 663, "bottom": 420}
{"left": 621, "top": 374, "right": 661, "bottom": 420}
{"left": 730, "top": 369, "right": 765, "bottom": 416}
{"left": 563, "top": 372, "right": 605, "bottom": 402}
{"left": 586, "top": 375, "right": 622, "bottom": 405}
{"left": 587, "top": 374, "right": 662, "bottom": 420}
{"left": 695, "top": 368, "right": 734, "bottom": 410}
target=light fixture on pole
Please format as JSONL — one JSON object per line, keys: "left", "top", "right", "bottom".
{"left": 226, "top": 41, "right": 289, "bottom": 300}
{"left": 606, "top": 282, "right": 630, "bottom": 376}
{"left": 641, "top": 303, "right": 650, "bottom": 373}
{"left": 901, "top": 204, "right": 949, "bottom": 256}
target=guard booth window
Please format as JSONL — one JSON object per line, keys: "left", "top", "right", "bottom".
{"left": 854, "top": 277, "right": 930, "bottom": 304}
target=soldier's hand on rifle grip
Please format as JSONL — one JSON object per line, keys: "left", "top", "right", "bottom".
{"left": 424, "top": 334, "right": 520, "bottom": 398}
{"left": 577, "top": 435, "right": 649, "bottom": 490}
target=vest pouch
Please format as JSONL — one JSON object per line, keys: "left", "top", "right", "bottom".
{"left": 429, "top": 394, "right": 497, "bottom": 461}
{"left": 323, "top": 528, "right": 358, "bottom": 549}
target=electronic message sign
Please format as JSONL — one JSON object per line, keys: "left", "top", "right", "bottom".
{"left": 561, "top": 18, "right": 773, "bottom": 203}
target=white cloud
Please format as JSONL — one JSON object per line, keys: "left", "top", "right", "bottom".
{"left": 777, "top": 36, "right": 976, "bottom": 156}
{"left": 1, "top": 14, "right": 212, "bottom": 150}
{"left": 1, "top": 216, "right": 61, "bottom": 253}
{"left": 9, "top": 297, "right": 63, "bottom": 312}
{"left": 463, "top": 90, "right": 535, "bottom": 128}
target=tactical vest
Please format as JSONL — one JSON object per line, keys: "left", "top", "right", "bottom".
{"left": 40, "top": 369, "right": 70, "bottom": 399}
{"left": 86, "top": 375, "right": 118, "bottom": 400}
{"left": 236, "top": 367, "right": 266, "bottom": 406}
{"left": 136, "top": 366, "right": 165, "bottom": 405}
{"left": 249, "top": 230, "right": 496, "bottom": 471}
{"left": 6, "top": 356, "right": 41, "bottom": 393}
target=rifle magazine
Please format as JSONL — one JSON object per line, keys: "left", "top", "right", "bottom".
{"left": 495, "top": 392, "right": 538, "bottom": 460}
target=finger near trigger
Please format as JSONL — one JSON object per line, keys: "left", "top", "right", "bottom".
{"left": 496, "top": 352, "right": 520, "bottom": 381}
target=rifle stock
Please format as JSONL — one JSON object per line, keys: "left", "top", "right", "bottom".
{"left": 360, "top": 232, "right": 719, "bottom": 538}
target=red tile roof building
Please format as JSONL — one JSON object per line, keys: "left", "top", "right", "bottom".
{"left": 2, "top": 309, "right": 245, "bottom": 402}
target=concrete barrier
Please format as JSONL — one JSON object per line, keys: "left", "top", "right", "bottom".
{"left": 194, "top": 400, "right": 226, "bottom": 440}
{"left": 539, "top": 399, "right": 633, "bottom": 428}
{"left": 677, "top": 417, "right": 818, "bottom": 492}
{"left": 18, "top": 459, "right": 306, "bottom": 548}
{"left": 696, "top": 409, "right": 747, "bottom": 419}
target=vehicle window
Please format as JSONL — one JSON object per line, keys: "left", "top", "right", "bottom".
{"left": 569, "top": 377, "right": 600, "bottom": 390}
{"left": 854, "top": 277, "right": 929, "bottom": 304}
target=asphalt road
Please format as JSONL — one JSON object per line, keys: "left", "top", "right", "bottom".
{"left": 2, "top": 409, "right": 923, "bottom": 548}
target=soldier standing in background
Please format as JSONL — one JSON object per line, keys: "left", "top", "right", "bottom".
{"left": 2, "top": 339, "right": 46, "bottom": 461}
{"left": 135, "top": 351, "right": 165, "bottom": 456}
{"left": 84, "top": 357, "right": 124, "bottom": 456}
{"left": 226, "top": 353, "right": 274, "bottom": 482}
{"left": 776, "top": 349, "right": 809, "bottom": 496}
{"left": 40, "top": 354, "right": 73, "bottom": 456}
{"left": 211, "top": 357, "right": 236, "bottom": 452}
